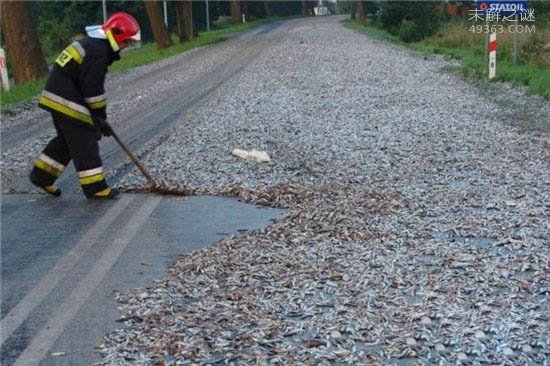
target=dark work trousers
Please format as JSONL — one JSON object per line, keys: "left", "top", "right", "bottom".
{"left": 30, "top": 112, "right": 109, "bottom": 197}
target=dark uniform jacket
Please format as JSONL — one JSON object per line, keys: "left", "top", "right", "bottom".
{"left": 38, "top": 37, "right": 120, "bottom": 130}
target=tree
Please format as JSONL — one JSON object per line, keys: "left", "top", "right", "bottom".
{"left": 271, "top": 1, "right": 302, "bottom": 17}
{"left": 530, "top": 2, "right": 550, "bottom": 23}
{"left": 380, "top": 1, "right": 442, "bottom": 42}
{"left": 356, "top": 1, "right": 366, "bottom": 25}
{"left": 231, "top": 0, "right": 241, "bottom": 24}
{"left": 240, "top": 2, "right": 264, "bottom": 20}
{"left": 143, "top": 0, "right": 173, "bottom": 49}
{"left": 301, "top": 0, "right": 307, "bottom": 16}
{"left": 32, "top": 1, "right": 152, "bottom": 57}
{"left": 0, "top": 0, "right": 48, "bottom": 84}
{"left": 350, "top": 1, "right": 357, "bottom": 20}
{"left": 33, "top": 1, "right": 102, "bottom": 56}
{"left": 176, "top": 1, "right": 193, "bottom": 42}
{"left": 263, "top": 1, "right": 272, "bottom": 18}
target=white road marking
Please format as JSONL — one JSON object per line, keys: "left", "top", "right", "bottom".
{"left": 13, "top": 195, "right": 162, "bottom": 365}
{"left": 0, "top": 196, "right": 133, "bottom": 345}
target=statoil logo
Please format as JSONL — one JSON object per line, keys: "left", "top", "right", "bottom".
{"left": 490, "top": 3, "right": 526, "bottom": 12}
{"left": 478, "top": 1, "right": 528, "bottom": 14}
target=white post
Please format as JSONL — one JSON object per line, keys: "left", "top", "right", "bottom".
{"left": 0, "top": 48, "right": 10, "bottom": 91}
{"left": 513, "top": 14, "right": 518, "bottom": 65}
{"left": 485, "top": 19, "right": 489, "bottom": 76}
{"left": 206, "top": 0, "right": 210, "bottom": 32}
{"left": 242, "top": 13, "right": 246, "bottom": 24}
{"left": 489, "top": 33, "right": 497, "bottom": 79}
{"left": 102, "top": 0, "right": 107, "bottom": 23}
{"left": 163, "top": 1, "right": 168, "bottom": 27}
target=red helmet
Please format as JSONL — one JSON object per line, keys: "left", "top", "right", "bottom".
{"left": 102, "top": 12, "right": 141, "bottom": 50}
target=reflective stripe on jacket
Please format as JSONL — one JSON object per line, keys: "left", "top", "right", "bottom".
{"left": 38, "top": 37, "right": 119, "bottom": 128}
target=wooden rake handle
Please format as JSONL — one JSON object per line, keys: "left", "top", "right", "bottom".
{"left": 108, "top": 123, "right": 156, "bottom": 185}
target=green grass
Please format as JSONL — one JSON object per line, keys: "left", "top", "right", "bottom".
{"left": 0, "top": 18, "right": 278, "bottom": 108}
{"left": 344, "top": 20, "right": 402, "bottom": 43}
{"left": 344, "top": 19, "right": 550, "bottom": 99}
{"left": 0, "top": 78, "right": 46, "bottom": 107}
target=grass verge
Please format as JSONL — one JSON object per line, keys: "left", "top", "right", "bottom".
{"left": 0, "top": 18, "right": 278, "bottom": 108}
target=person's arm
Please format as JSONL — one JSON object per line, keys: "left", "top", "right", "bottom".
{"left": 80, "top": 54, "right": 111, "bottom": 136}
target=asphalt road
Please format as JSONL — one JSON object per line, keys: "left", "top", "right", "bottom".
{"left": 1, "top": 22, "right": 285, "bottom": 365}
{"left": 0, "top": 194, "right": 283, "bottom": 365}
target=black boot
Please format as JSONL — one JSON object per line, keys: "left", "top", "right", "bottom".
{"left": 30, "top": 174, "right": 62, "bottom": 197}
{"left": 87, "top": 187, "right": 120, "bottom": 200}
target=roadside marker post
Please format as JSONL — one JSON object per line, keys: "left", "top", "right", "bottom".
{"left": 485, "top": 19, "right": 490, "bottom": 77}
{"left": 513, "top": 14, "right": 518, "bottom": 64}
{"left": 489, "top": 33, "right": 497, "bottom": 79}
{"left": 476, "top": 1, "right": 528, "bottom": 78}
{"left": 206, "top": 0, "right": 210, "bottom": 32}
{"left": 0, "top": 48, "right": 9, "bottom": 91}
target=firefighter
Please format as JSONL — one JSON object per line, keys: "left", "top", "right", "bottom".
{"left": 29, "top": 12, "right": 141, "bottom": 199}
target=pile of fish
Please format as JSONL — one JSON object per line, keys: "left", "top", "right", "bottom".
{"left": 100, "top": 17, "right": 548, "bottom": 364}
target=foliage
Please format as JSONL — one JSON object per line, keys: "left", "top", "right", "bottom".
{"left": 341, "top": 1, "right": 378, "bottom": 14}
{"left": 33, "top": 1, "right": 101, "bottom": 56}
{"left": 340, "top": 1, "right": 352, "bottom": 14}
{"left": 380, "top": 1, "right": 445, "bottom": 42}
{"left": 530, "top": 1, "right": 550, "bottom": 24}
{"left": 520, "top": 31, "right": 550, "bottom": 65}
{"left": 362, "top": 1, "right": 379, "bottom": 15}
{"left": 270, "top": 1, "right": 303, "bottom": 17}
{"left": 31, "top": 1, "right": 151, "bottom": 58}
{"left": 424, "top": 19, "right": 550, "bottom": 67}
{"left": 398, "top": 20, "right": 422, "bottom": 42}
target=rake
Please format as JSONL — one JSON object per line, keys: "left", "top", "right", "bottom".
{"left": 108, "top": 123, "right": 192, "bottom": 196}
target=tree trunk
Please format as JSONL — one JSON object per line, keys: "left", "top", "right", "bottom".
{"left": 177, "top": 1, "right": 193, "bottom": 42}
{"left": 350, "top": 1, "right": 356, "bottom": 20}
{"left": 301, "top": 0, "right": 307, "bottom": 16}
{"left": 143, "top": 0, "right": 173, "bottom": 49}
{"left": 0, "top": 0, "right": 48, "bottom": 84}
{"left": 263, "top": 1, "right": 272, "bottom": 18}
{"left": 176, "top": 3, "right": 183, "bottom": 40}
{"left": 356, "top": 1, "right": 366, "bottom": 25}
{"left": 230, "top": 0, "right": 241, "bottom": 24}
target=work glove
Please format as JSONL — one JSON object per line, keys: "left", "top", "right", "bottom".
{"left": 95, "top": 117, "right": 114, "bottom": 138}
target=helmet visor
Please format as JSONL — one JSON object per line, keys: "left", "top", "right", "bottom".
{"left": 120, "top": 31, "right": 141, "bottom": 49}
{"left": 130, "top": 31, "right": 141, "bottom": 42}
